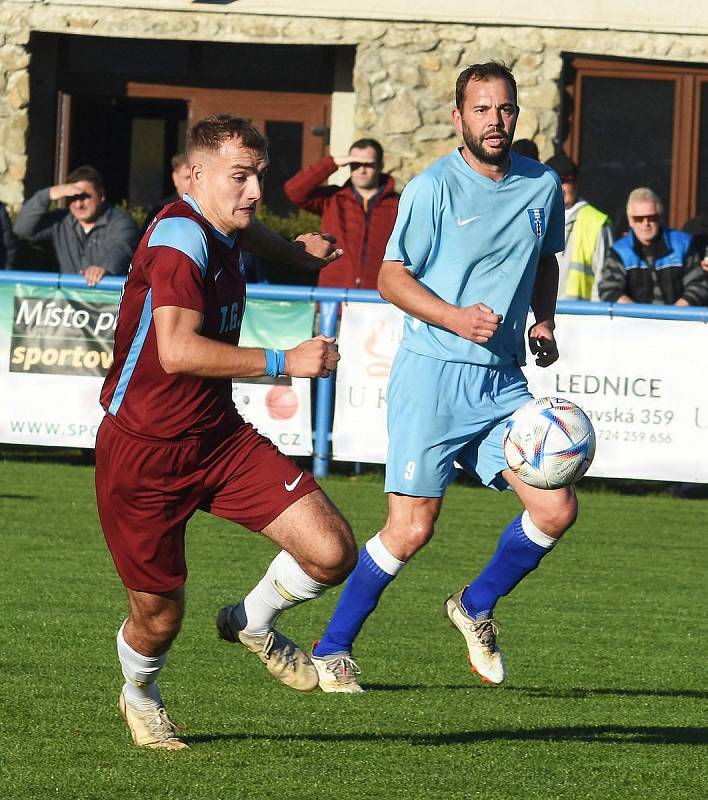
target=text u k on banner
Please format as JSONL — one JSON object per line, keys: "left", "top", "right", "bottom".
{"left": 0, "top": 283, "right": 314, "bottom": 453}
{"left": 331, "top": 302, "right": 708, "bottom": 483}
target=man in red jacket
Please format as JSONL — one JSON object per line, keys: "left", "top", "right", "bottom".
{"left": 284, "top": 139, "right": 400, "bottom": 289}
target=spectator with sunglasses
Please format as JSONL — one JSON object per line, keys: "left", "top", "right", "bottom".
{"left": 13, "top": 165, "right": 138, "bottom": 286}
{"left": 598, "top": 187, "right": 708, "bottom": 306}
{"left": 284, "top": 138, "right": 399, "bottom": 289}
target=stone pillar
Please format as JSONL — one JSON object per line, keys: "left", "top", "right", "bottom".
{"left": 0, "top": 6, "right": 31, "bottom": 207}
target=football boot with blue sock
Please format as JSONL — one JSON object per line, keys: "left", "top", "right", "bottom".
{"left": 445, "top": 514, "right": 554, "bottom": 684}
{"left": 310, "top": 644, "right": 364, "bottom": 694}
{"left": 444, "top": 589, "right": 505, "bottom": 685}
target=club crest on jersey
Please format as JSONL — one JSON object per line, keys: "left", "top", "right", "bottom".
{"left": 527, "top": 208, "right": 546, "bottom": 238}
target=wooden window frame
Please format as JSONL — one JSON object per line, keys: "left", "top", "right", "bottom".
{"left": 126, "top": 83, "right": 331, "bottom": 169}
{"left": 564, "top": 56, "right": 708, "bottom": 227}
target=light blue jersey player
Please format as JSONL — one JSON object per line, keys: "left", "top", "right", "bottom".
{"left": 311, "top": 62, "right": 579, "bottom": 693}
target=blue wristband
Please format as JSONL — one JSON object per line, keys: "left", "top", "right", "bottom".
{"left": 275, "top": 349, "right": 286, "bottom": 376}
{"left": 264, "top": 349, "right": 285, "bottom": 377}
{"left": 264, "top": 348, "right": 277, "bottom": 377}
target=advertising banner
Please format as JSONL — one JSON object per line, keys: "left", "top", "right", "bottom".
{"left": 332, "top": 302, "right": 403, "bottom": 462}
{"left": 523, "top": 314, "right": 708, "bottom": 483}
{"left": 331, "top": 302, "right": 708, "bottom": 483}
{"left": 234, "top": 299, "right": 315, "bottom": 456}
{"left": 0, "top": 284, "right": 115, "bottom": 447}
{"left": 0, "top": 284, "right": 314, "bottom": 454}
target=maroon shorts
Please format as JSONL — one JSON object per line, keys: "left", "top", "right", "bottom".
{"left": 95, "top": 415, "right": 319, "bottom": 592}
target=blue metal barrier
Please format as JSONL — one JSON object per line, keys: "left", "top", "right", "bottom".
{"left": 1, "top": 271, "right": 706, "bottom": 477}
{"left": 555, "top": 298, "right": 708, "bottom": 322}
{"left": 2, "top": 271, "right": 705, "bottom": 320}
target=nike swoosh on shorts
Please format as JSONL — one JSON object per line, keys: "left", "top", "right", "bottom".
{"left": 284, "top": 472, "right": 304, "bottom": 492}
{"left": 456, "top": 215, "right": 481, "bottom": 226}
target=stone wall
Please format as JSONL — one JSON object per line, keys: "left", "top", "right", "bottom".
{"left": 1, "top": 1, "right": 707, "bottom": 205}
{"left": 353, "top": 22, "right": 708, "bottom": 184}
{"left": 0, "top": 5, "right": 31, "bottom": 206}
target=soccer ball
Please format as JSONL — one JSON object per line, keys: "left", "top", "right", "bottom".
{"left": 503, "top": 397, "right": 596, "bottom": 489}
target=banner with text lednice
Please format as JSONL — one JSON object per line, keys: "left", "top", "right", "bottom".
{"left": 0, "top": 284, "right": 314, "bottom": 455}
{"left": 331, "top": 303, "right": 708, "bottom": 483}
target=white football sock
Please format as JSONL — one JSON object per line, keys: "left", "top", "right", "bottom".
{"left": 366, "top": 532, "right": 406, "bottom": 575}
{"left": 521, "top": 510, "right": 557, "bottom": 549}
{"left": 117, "top": 620, "right": 167, "bottom": 711}
{"left": 241, "top": 550, "right": 329, "bottom": 635}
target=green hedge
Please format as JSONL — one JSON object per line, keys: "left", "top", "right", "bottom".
{"left": 121, "top": 202, "right": 320, "bottom": 241}
{"left": 256, "top": 206, "right": 321, "bottom": 239}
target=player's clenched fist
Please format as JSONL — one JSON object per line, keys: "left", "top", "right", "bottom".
{"left": 451, "top": 303, "right": 503, "bottom": 343}
{"left": 293, "top": 232, "right": 344, "bottom": 269}
{"left": 284, "top": 335, "right": 340, "bottom": 378}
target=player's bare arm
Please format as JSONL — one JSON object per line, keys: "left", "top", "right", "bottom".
{"left": 153, "top": 305, "right": 339, "bottom": 379}
{"left": 528, "top": 252, "right": 559, "bottom": 367}
{"left": 378, "top": 259, "right": 502, "bottom": 343}
{"left": 241, "top": 218, "right": 344, "bottom": 271}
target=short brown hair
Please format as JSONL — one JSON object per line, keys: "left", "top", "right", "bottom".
{"left": 186, "top": 115, "right": 267, "bottom": 158}
{"left": 66, "top": 164, "right": 105, "bottom": 194}
{"left": 350, "top": 138, "right": 384, "bottom": 165}
{"left": 171, "top": 153, "right": 188, "bottom": 171}
{"left": 455, "top": 62, "right": 518, "bottom": 110}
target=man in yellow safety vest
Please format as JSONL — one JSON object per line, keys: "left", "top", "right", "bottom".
{"left": 545, "top": 153, "right": 613, "bottom": 301}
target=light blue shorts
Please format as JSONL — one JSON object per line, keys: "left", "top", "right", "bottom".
{"left": 384, "top": 348, "right": 533, "bottom": 496}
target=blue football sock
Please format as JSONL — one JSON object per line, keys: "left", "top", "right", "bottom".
{"left": 314, "top": 545, "right": 397, "bottom": 657}
{"left": 461, "top": 514, "right": 552, "bottom": 618}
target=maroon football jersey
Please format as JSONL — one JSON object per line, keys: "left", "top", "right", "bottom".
{"left": 100, "top": 196, "right": 246, "bottom": 438}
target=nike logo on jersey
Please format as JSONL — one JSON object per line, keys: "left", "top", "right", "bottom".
{"left": 214, "top": 268, "right": 224, "bottom": 281}
{"left": 284, "top": 472, "right": 304, "bottom": 492}
{"left": 456, "top": 215, "right": 481, "bottom": 226}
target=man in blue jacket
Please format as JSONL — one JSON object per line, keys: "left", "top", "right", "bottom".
{"left": 598, "top": 187, "right": 708, "bottom": 306}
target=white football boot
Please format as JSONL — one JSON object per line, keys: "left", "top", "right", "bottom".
{"left": 310, "top": 645, "right": 364, "bottom": 694}
{"left": 216, "top": 603, "right": 319, "bottom": 692}
{"left": 118, "top": 689, "right": 189, "bottom": 750}
{"left": 444, "top": 589, "right": 505, "bottom": 685}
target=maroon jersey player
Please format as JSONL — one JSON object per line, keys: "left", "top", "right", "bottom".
{"left": 95, "top": 114, "right": 356, "bottom": 750}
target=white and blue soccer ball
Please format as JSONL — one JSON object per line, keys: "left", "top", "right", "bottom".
{"left": 503, "top": 397, "right": 596, "bottom": 490}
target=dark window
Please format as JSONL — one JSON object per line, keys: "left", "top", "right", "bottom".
{"left": 697, "top": 81, "right": 708, "bottom": 216}
{"left": 68, "top": 96, "right": 187, "bottom": 206}
{"left": 563, "top": 56, "right": 708, "bottom": 229}
{"left": 577, "top": 77, "right": 674, "bottom": 225}
{"left": 264, "top": 121, "right": 304, "bottom": 215}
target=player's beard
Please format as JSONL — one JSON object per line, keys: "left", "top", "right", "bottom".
{"left": 462, "top": 121, "right": 513, "bottom": 167}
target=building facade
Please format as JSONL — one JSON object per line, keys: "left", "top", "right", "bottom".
{"left": 1, "top": 1, "right": 707, "bottom": 228}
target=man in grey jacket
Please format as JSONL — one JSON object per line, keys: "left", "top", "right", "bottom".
{"left": 13, "top": 165, "right": 138, "bottom": 286}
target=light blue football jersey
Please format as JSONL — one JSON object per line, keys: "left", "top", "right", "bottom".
{"left": 383, "top": 149, "right": 564, "bottom": 366}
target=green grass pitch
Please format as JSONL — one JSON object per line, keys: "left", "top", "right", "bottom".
{"left": 1, "top": 452, "right": 706, "bottom": 799}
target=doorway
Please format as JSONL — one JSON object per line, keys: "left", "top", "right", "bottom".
{"left": 59, "top": 95, "right": 187, "bottom": 208}
{"left": 124, "top": 82, "right": 331, "bottom": 215}
{"left": 29, "top": 33, "right": 348, "bottom": 215}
